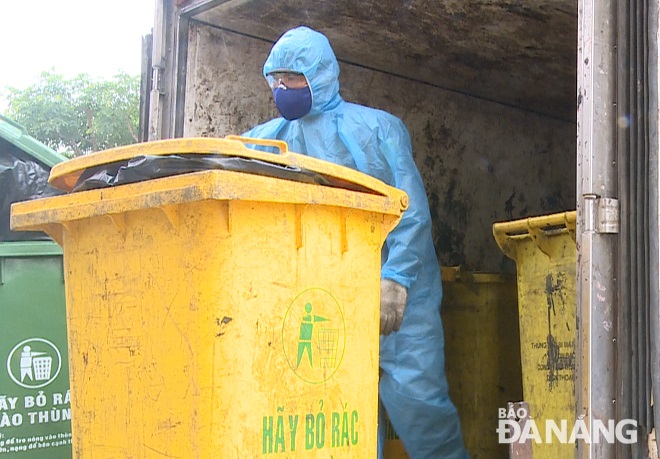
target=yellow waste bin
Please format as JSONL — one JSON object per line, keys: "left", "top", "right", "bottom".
{"left": 493, "top": 211, "right": 576, "bottom": 459}
{"left": 384, "top": 267, "right": 523, "bottom": 459}
{"left": 11, "top": 137, "right": 408, "bottom": 458}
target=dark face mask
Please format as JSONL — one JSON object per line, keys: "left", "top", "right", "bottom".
{"left": 273, "top": 85, "right": 312, "bottom": 121}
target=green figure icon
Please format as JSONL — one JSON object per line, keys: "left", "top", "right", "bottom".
{"left": 297, "top": 302, "right": 329, "bottom": 367}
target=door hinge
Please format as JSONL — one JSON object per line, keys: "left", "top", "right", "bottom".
{"left": 584, "top": 195, "right": 619, "bottom": 234}
{"left": 152, "top": 65, "right": 164, "bottom": 94}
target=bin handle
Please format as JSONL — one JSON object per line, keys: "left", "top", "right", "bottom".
{"left": 225, "top": 135, "right": 289, "bottom": 155}
{"left": 492, "top": 211, "right": 577, "bottom": 260}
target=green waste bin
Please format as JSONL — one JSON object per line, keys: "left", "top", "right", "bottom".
{"left": 0, "top": 116, "right": 72, "bottom": 457}
{"left": 0, "top": 242, "right": 71, "bottom": 457}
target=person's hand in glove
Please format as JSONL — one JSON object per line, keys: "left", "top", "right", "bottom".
{"left": 380, "top": 279, "right": 408, "bottom": 335}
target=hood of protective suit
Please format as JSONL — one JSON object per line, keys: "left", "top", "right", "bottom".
{"left": 263, "top": 27, "right": 342, "bottom": 115}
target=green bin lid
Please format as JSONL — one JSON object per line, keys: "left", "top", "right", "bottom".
{"left": 0, "top": 240, "right": 63, "bottom": 258}
{"left": 0, "top": 115, "right": 67, "bottom": 167}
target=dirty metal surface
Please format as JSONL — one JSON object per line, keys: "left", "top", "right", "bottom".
{"left": 192, "top": 0, "right": 578, "bottom": 121}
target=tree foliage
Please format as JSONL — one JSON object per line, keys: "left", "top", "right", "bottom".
{"left": 2, "top": 70, "right": 140, "bottom": 157}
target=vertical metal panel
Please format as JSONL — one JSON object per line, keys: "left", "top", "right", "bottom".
{"left": 577, "top": 1, "right": 618, "bottom": 458}
{"left": 579, "top": 0, "right": 658, "bottom": 456}
{"left": 157, "top": 0, "right": 182, "bottom": 140}
{"left": 148, "top": 0, "right": 168, "bottom": 140}
{"left": 173, "top": 16, "right": 189, "bottom": 138}
{"left": 139, "top": 33, "right": 153, "bottom": 143}
{"left": 616, "top": 0, "right": 639, "bottom": 458}
{"left": 616, "top": 2, "right": 633, "bottom": 455}
{"left": 146, "top": 0, "right": 232, "bottom": 140}
{"left": 147, "top": 0, "right": 186, "bottom": 140}
{"left": 649, "top": 0, "right": 660, "bottom": 448}
{"left": 637, "top": 0, "right": 651, "bottom": 434}
{"left": 616, "top": 0, "right": 657, "bottom": 456}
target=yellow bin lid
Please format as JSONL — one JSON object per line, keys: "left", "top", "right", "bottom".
{"left": 47, "top": 136, "right": 408, "bottom": 206}
{"left": 492, "top": 211, "right": 576, "bottom": 260}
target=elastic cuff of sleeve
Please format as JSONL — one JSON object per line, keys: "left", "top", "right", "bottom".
{"left": 381, "top": 273, "right": 412, "bottom": 290}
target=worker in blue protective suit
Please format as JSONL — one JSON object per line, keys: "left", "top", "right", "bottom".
{"left": 243, "top": 26, "right": 469, "bottom": 459}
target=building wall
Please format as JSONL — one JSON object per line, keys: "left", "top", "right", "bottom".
{"left": 184, "top": 24, "right": 576, "bottom": 272}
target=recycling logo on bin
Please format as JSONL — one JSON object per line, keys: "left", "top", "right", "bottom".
{"left": 6, "top": 338, "right": 62, "bottom": 389}
{"left": 282, "top": 288, "right": 346, "bottom": 384}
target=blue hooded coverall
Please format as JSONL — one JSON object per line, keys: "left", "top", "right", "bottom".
{"left": 244, "top": 26, "right": 469, "bottom": 459}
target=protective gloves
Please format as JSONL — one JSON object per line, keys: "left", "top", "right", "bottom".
{"left": 380, "top": 279, "right": 408, "bottom": 335}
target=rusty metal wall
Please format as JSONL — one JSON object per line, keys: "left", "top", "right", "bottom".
{"left": 183, "top": 24, "right": 576, "bottom": 272}
{"left": 193, "top": 0, "right": 578, "bottom": 121}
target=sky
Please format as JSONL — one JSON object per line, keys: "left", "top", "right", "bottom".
{"left": 0, "top": 0, "right": 155, "bottom": 107}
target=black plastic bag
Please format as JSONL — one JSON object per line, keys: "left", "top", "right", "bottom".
{"left": 0, "top": 148, "right": 63, "bottom": 242}
{"left": 72, "top": 154, "right": 335, "bottom": 192}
